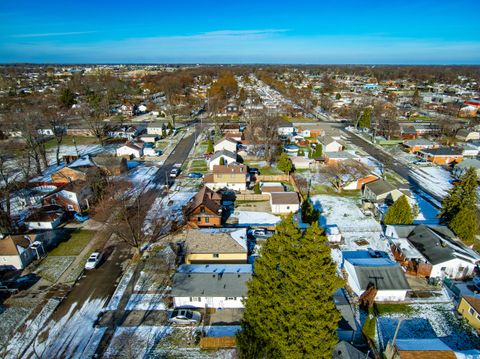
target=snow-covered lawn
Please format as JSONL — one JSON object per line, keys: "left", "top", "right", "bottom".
{"left": 312, "top": 195, "right": 387, "bottom": 252}
{"left": 412, "top": 192, "right": 439, "bottom": 225}
{"left": 229, "top": 210, "right": 281, "bottom": 227}
{"left": 104, "top": 326, "right": 172, "bottom": 358}
{"left": 26, "top": 296, "right": 108, "bottom": 358}
{"left": 376, "top": 303, "right": 480, "bottom": 352}
{"left": 105, "top": 266, "right": 135, "bottom": 311}
{"left": 34, "top": 256, "right": 75, "bottom": 283}
{"left": 5, "top": 298, "right": 61, "bottom": 359}
{"left": 359, "top": 156, "right": 384, "bottom": 176}
{"left": 143, "top": 190, "right": 196, "bottom": 235}
{"left": 125, "top": 294, "right": 166, "bottom": 311}
{"left": 313, "top": 195, "right": 381, "bottom": 233}
{"left": 410, "top": 166, "right": 453, "bottom": 200}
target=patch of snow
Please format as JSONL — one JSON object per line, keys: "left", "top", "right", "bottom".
{"left": 412, "top": 192, "right": 440, "bottom": 225}
{"left": 104, "top": 326, "right": 172, "bottom": 358}
{"left": 231, "top": 211, "right": 281, "bottom": 227}
{"left": 106, "top": 267, "right": 135, "bottom": 310}
{"left": 5, "top": 298, "right": 61, "bottom": 359}
{"left": 410, "top": 166, "right": 453, "bottom": 200}
{"left": 376, "top": 303, "right": 480, "bottom": 352}
{"left": 26, "top": 296, "right": 108, "bottom": 358}
{"left": 143, "top": 190, "right": 196, "bottom": 235}
{"left": 125, "top": 294, "right": 166, "bottom": 311}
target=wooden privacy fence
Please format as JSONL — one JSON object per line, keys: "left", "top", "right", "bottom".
{"left": 199, "top": 336, "right": 237, "bottom": 349}
{"left": 236, "top": 194, "right": 270, "bottom": 201}
{"left": 257, "top": 174, "right": 290, "bottom": 182}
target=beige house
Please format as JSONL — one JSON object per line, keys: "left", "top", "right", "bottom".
{"left": 183, "top": 228, "right": 248, "bottom": 264}
{"left": 0, "top": 234, "right": 37, "bottom": 269}
{"left": 203, "top": 164, "right": 248, "bottom": 191}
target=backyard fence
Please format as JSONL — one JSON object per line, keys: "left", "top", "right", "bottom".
{"left": 199, "top": 337, "right": 237, "bottom": 349}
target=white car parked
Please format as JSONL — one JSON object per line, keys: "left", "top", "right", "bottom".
{"left": 168, "top": 309, "right": 202, "bottom": 325}
{"left": 85, "top": 252, "right": 102, "bottom": 270}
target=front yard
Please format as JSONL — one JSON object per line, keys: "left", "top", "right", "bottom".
{"left": 48, "top": 230, "right": 94, "bottom": 256}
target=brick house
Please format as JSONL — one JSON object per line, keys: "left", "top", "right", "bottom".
{"left": 183, "top": 186, "right": 223, "bottom": 228}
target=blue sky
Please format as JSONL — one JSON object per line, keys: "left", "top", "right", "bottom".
{"left": 1, "top": 0, "right": 479, "bottom": 64}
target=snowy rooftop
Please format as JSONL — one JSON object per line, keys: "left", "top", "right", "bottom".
{"left": 395, "top": 338, "right": 452, "bottom": 351}
{"left": 390, "top": 237, "right": 424, "bottom": 260}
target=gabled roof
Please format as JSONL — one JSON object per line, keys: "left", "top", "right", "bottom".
{"left": 407, "top": 225, "right": 456, "bottom": 265}
{"left": 183, "top": 186, "right": 222, "bottom": 216}
{"left": 419, "top": 147, "right": 463, "bottom": 157}
{"left": 404, "top": 139, "right": 436, "bottom": 147}
{"left": 215, "top": 137, "right": 237, "bottom": 146}
{"left": 211, "top": 150, "right": 237, "bottom": 161}
{"left": 212, "top": 164, "right": 247, "bottom": 174}
{"left": 184, "top": 228, "right": 247, "bottom": 254}
{"left": 365, "top": 179, "right": 396, "bottom": 196}
{"left": 0, "top": 235, "right": 34, "bottom": 256}
{"left": 270, "top": 192, "right": 299, "bottom": 205}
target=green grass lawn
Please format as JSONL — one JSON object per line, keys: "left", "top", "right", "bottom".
{"left": 258, "top": 166, "right": 283, "bottom": 175}
{"left": 45, "top": 135, "right": 100, "bottom": 150}
{"left": 49, "top": 230, "right": 94, "bottom": 256}
{"left": 155, "top": 141, "right": 169, "bottom": 151}
{"left": 189, "top": 159, "right": 208, "bottom": 173}
{"left": 310, "top": 184, "right": 360, "bottom": 197}
{"left": 374, "top": 303, "right": 416, "bottom": 315}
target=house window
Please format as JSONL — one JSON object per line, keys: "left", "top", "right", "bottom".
{"left": 190, "top": 297, "right": 201, "bottom": 302}
{"left": 441, "top": 267, "right": 446, "bottom": 272}
{"left": 213, "top": 253, "right": 219, "bottom": 258}
{"left": 225, "top": 297, "right": 236, "bottom": 300}
{"left": 469, "top": 307, "right": 475, "bottom": 315}
{"left": 477, "top": 314, "right": 480, "bottom": 321}
{"left": 200, "top": 207, "right": 205, "bottom": 213}
{"left": 286, "top": 206, "right": 290, "bottom": 210}
{"left": 458, "top": 267, "right": 465, "bottom": 272}
{"left": 205, "top": 217, "right": 209, "bottom": 223}
{"left": 197, "top": 217, "right": 202, "bottom": 222}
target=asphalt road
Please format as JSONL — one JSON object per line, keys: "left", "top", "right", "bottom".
{"left": 152, "top": 124, "right": 202, "bottom": 186}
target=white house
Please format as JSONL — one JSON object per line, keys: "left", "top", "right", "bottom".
{"left": 214, "top": 138, "right": 238, "bottom": 153}
{"left": 342, "top": 250, "right": 410, "bottom": 302}
{"left": 277, "top": 123, "right": 296, "bottom": 137}
{"left": 203, "top": 164, "right": 248, "bottom": 192}
{"left": 171, "top": 268, "right": 251, "bottom": 309}
{"left": 319, "top": 137, "right": 344, "bottom": 152}
{"left": 25, "top": 207, "right": 63, "bottom": 230}
{"left": 146, "top": 122, "right": 167, "bottom": 135}
{"left": 270, "top": 192, "right": 300, "bottom": 214}
{"left": 143, "top": 147, "right": 160, "bottom": 157}
{"left": 385, "top": 224, "right": 480, "bottom": 280}
{"left": 209, "top": 150, "right": 237, "bottom": 170}
{"left": 116, "top": 142, "right": 143, "bottom": 158}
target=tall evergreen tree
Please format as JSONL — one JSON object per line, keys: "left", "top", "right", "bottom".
{"left": 439, "top": 167, "right": 478, "bottom": 244}
{"left": 238, "top": 216, "right": 342, "bottom": 359}
{"left": 277, "top": 153, "right": 294, "bottom": 174}
{"left": 358, "top": 107, "right": 372, "bottom": 129}
{"left": 205, "top": 138, "right": 214, "bottom": 154}
{"left": 312, "top": 144, "right": 323, "bottom": 158}
{"left": 301, "top": 197, "right": 320, "bottom": 224}
{"left": 383, "top": 195, "right": 414, "bottom": 225}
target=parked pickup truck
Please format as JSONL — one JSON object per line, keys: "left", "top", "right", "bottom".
{"left": 170, "top": 163, "right": 182, "bottom": 178}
